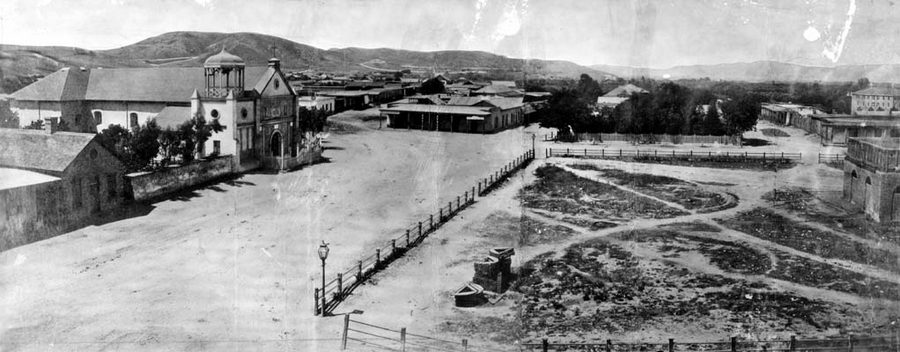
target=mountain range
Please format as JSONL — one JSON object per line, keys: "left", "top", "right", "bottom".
{"left": 592, "top": 61, "right": 900, "bottom": 83}
{"left": 0, "top": 31, "right": 614, "bottom": 94}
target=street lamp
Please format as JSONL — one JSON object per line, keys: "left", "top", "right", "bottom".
{"left": 318, "top": 241, "right": 330, "bottom": 316}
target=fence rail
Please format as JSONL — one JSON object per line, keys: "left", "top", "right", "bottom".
{"left": 341, "top": 317, "right": 506, "bottom": 351}
{"left": 315, "top": 150, "right": 535, "bottom": 316}
{"left": 543, "top": 132, "right": 740, "bottom": 145}
{"left": 525, "top": 334, "right": 900, "bottom": 352}
{"left": 546, "top": 148, "right": 801, "bottom": 163}
{"left": 818, "top": 153, "right": 845, "bottom": 168}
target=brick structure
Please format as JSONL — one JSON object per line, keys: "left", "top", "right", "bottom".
{"left": 843, "top": 137, "right": 900, "bottom": 223}
{"left": 472, "top": 247, "right": 515, "bottom": 293}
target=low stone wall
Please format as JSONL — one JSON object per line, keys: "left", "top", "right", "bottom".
{"left": 126, "top": 156, "right": 236, "bottom": 202}
{"left": 260, "top": 145, "right": 324, "bottom": 171}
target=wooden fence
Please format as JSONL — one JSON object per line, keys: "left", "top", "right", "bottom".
{"left": 818, "top": 153, "right": 845, "bottom": 168}
{"left": 340, "top": 316, "right": 504, "bottom": 352}
{"left": 525, "top": 334, "right": 900, "bottom": 352}
{"left": 543, "top": 132, "right": 740, "bottom": 145}
{"left": 314, "top": 150, "right": 535, "bottom": 316}
{"left": 546, "top": 148, "right": 801, "bottom": 163}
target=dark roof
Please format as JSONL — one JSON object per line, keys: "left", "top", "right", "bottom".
{"left": 0, "top": 129, "right": 97, "bottom": 173}
{"left": 380, "top": 104, "right": 492, "bottom": 116}
{"left": 10, "top": 68, "right": 90, "bottom": 102}
{"left": 154, "top": 106, "right": 192, "bottom": 129}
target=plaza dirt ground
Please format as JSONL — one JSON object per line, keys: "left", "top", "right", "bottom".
{"left": 0, "top": 109, "right": 535, "bottom": 352}
{"left": 2, "top": 115, "right": 897, "bottom": 352}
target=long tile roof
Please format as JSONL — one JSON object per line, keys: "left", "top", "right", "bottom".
{"left": 0, "top": 129, "right": 98, "bottom": 173}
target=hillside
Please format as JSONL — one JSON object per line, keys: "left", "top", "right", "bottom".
{"left": 592, "top": 61, "right": 900, "bottom": 83}
{"left": 0, "top": 31, "right": 613, "bottom": 94}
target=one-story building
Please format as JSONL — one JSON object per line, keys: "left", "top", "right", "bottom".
{"left": 843, "top": 137, "right": 900, "bottom": 223}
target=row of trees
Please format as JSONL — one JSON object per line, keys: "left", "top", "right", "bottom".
{"left": 533, "top": 75, "right": 762, "bottom": 139}
{"left": 98, "top": 113, "right": 224, "bottom": 172}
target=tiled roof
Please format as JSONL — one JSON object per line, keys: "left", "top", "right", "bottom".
{"left": 380, "top": 104, "right": 492, "bottom": 116}
{"left": 10, "top": 68, "right": 90, "bottom": 101}
{"left": 485, "top": 97, "right": 524, "bottom": 110}
{"left": 0, "top": 129, "right": 97, "bottom": 173}
{"left": 852, "top": 86, "right": 900, "bottom": 96}
{"left": 603, "top": 84, "right": 648, "bottom": 97}
{"left": 447, "top": 96, "right": 485, "bottom": 106}
{"left": 153, "top": 106, "right": 192, "bottom": 129}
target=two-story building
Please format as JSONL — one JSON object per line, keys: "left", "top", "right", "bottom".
{"left": 843, "top": 137, "right": 900, "bottom": 223}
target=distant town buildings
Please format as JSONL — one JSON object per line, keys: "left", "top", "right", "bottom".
{"left": 850, "top": 86, "right": 900, "bottom": 116}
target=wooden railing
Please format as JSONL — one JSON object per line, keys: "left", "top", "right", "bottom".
{"left": 546, "top": 148, "right": 801, "bottom": 162}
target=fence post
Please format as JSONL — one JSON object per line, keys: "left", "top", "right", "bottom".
{"left": 391, "top": 239, "right": 396, "bottom": 256}
{"left": 849, "top": 334, "right": 854, "bottom": 352}
{"left": 340, "top": 313, "right": 350, "bottom": 350}
{"left": 375, "top": 249, "right": 381, "bottom": 268}
{"left": 790, "top": 336, "right": 796, "bottom": 351}
{"left": 457, "top": 196, "right": 460, "bottom": 209}
{"left": 478, "top": 181, "right": 482, "bottom": 195}
{"left": 448, "top": 201, "right": 452, "bottom": 216}
{"left": 418, "top": 221, "right": 423, "bottom": 238}
{"left": 439, "top": 208, "right": 443, "bottom": 222}
{"left": 731, "top": 337, "right": 737, "bottom": 352}
{"left": 542, "top": 339, "right": 549, "bottom": 352}
{"left": 584, "top": 148, "right": 587, "bottom": 156}
{"left": 464, "top": 191, "right": 468, "bottom": 203}
{"left": 606, "top": 339, "right": 612, "bottom": 352}
{"left": 430, "top": 214, "right": 433, "bottom": 229}
{"left": 357, "top": 260, "right": 363, "bottom": 280}
{"left": 314, "top": 288, "right": 320, "bottom": 315}
{"left": 462, "top": 338, "right": 468, "bottom": 352}
{"left": 669, "top": 338, "right": 674, "bottom": 352}
{"left": 337, "top": 273, "right": 343, "bottom": 299}
{"left": 406, "top": 230, "right": 410, "bottom": 247}
{"left": 400, "top": 327, "right": 407, "bottom": 352}
{"left": 471, "top": 187, "right": 475, "bottom": 200}
{"left": 602, "top": 149, "right": 605, "bottom": 157}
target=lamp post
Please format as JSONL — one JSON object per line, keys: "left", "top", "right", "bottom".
{"left": 318, "top": 241, "right": 330, "bottom": 316}
{"left": 532, "top": 133, "right": 536, "bottom": 154}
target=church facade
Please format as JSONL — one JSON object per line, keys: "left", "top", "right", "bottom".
{"left": 9, "top": 50, "right": 320, "bottom": 172}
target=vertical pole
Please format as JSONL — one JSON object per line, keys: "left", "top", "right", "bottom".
{"left": 462, "top": 338, "right": 468, "bottom": 352}
{"left": 471, "top": 187, "right": 475, "bottom": 200}
{"left": 542, "top": 339, "right": 549, "bottom": 352}
{"left": 375, "top": 249, "right": 381, "bottom": 268}
{"left": 418, "top": 221, "right": 423, "bottom": 238}
{"left": 314, "top": 288, "right": 320, "bottom": 315}
{"left": 478, "top": 182, "right": 482, "bottom": 195}
{"left": 406, "top": 230, "right": 410, "bottom": 247}
{"left": 849, "top": 334, "right": 854, "bottom": 352}
{"left": 457, "top": 196, "right": 460, "bottom": 209}
{"left": 321, "top": 260, "right": 327, "bottom": 316}
{"left": 340, "top": 314, "right": 350, "bottom": 350}
{"left": 391, "top": 239, "right": 396, "bottom": 256}
{"left": 669, "top": 338, "right": 674, "bottom": 352}
{"left": 464, "top": 191, "right": 468, "bottom": 204}
{"left": 790, "top": 336, "right": 796, "bottom": 351}
{"left": 357, "top": 260, "right": 362, "bottom": 280}
{"left": 400, "top": 327, "right": 407, "bottom": 352}
{"left": 731, "top": 337, "right": 737, "bottom": 352}
{"left": 429, "top": 214, "right": 433, "bottom": 229}
{"left": 606, "top": 339, "right": 612, "bottom": 352}
{"left": 448, "top": 201, "right": 452, "bottom": 216}
{"left": 439, "top": 208, "right": 443, "bottom": 222}
{"left": 337, "top": 273, "right": 343, "bottom": 299}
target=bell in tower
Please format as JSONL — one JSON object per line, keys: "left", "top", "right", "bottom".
{"left": 204, "top": 48, "right": 246, "bottom": 98}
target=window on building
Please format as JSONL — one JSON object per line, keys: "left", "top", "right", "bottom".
{"left": 211, "top": 109, "right": 219, "bottom": 119}
{"left": 241, "top": 108, "right": 249, "bottom": 119}
{"left": 107, "top": 174, "right": 117, "bottom": 200}
{"left": 72, "top": 178, "right": 82, "bottom": 208}
{"left": 213, "top": 140, "right": 221, "bottom": 155}
{"left": 93, "top": 111, "right": 101, "bottom": 124}
{"left": 129, "top": 113, "right": 139, "bottom": 127}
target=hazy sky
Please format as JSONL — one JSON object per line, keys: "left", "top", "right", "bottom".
{"left": 1, "top": 0, "right": 897, "bottom": 68}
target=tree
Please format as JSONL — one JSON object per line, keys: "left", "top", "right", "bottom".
{"left": 857, "top": 77, "right": 870, "bottom": 89}
{"left": 721, "top": 96, "right": 761, "bottom": 137}
{"left": 702, "top": 100, "right": 725, "bottom": 135}
{"left": 131, "top": 120, "right": 161, "bottom": 170}
{"left": 575, "top": 74, "right": 603, "bottom": 103}
{"left": 419, "top": 78, "right": 446, "bottom": 95}
{"left": 0, "top": 102, "right": 19, "bottom": 128}
{"left": 24, "top": 119, "right": 43, "bottom": 130}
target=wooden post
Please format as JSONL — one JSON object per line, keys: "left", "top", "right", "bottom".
{"left": 357, "top": 260, "right": 362, "bottom": 280}
{"left": 429, "top": 214, "right": 433, "bottom": 229}
{"left": 731, "top": 337, "right": 737, "bottom": 352}
{"left": 391, "top": 239, "right": 396, "bottom": 256}
{"left": 462, "top": 338, "right": 468, "bottom": 351}
{"left": 418, "top": 221, "right": 422, "bottom": 238}
{"left": 542, "top": 339, "right": 549, "bottom": 352}
{"left": 340, "top": 313, "right": 350, "bottom": 350}
{"left": 448, "top": 201, "right": 452, "bottom": 216}
{"left": 478, "top": 181, "right": 482, "bottom": 195}
{"left": 337, "top": 273, "right": 343, "bottom": 299}
{"left": 439, "top": 208, "right": 443, "bottom": 221}
{"left": 849, "top": 334, "right": 854, "bottom": 352}
{"left": 669, "top": 338, "right": 674, "bottom": 352}
{"left": 457, "top": 196, "right": 460, "bottom": 209}
{"left": 375, "top": 249, "right": 381, "bottom": 268}
{"left": 790, "top": 336, "right": 796, "bottom": 351}
{"left": 606, "top": 339, "right": 612, "bottom": 352}
{"left": 314, "top": 288, "right": 320, "bottom": 315}
{"left": 406, "top": 230, "right": 410, "bottom": 247}
{"left": 471, "top": 187, "right": 475, "bottom": 200}
{"left": 400, "top": 327, "right": 407, "bottom": 352}
{"left": 464, "top": 191, "right": 468, "bottom": 203}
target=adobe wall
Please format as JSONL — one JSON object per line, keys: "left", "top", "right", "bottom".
{"left": 843, "top": 160, "right": 900, "bottom": 222}
{"left": 126, "top": 156, "right": 235, "bottom": 202}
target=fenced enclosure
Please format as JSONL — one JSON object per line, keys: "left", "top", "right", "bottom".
{"left": 314, "top": 150, "right": 535, "bottom": 316}
{"left": 340, "top": 316, "right": 503, "bottom": 352}
{"left": 524, "top": 334, "right": 900, "bottom": 352}
{"left": 546, "top": 148, "right": 801, "bottom": 164}
{"left": 543, "top": 132, "right": 740, "bottom": 145}
{"left": 818, "top": 153, "right": 845, "bottom": 168}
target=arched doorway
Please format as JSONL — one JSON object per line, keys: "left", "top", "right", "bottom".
{"left": 270, "top": 131, "right": 283, "bottom": 157}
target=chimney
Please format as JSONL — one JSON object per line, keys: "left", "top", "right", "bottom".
{"left": 268, "top": 58, "right": 281, "bottom": 70}
{"left": 43, "top": 117, "right": 59, "bottom": 134}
